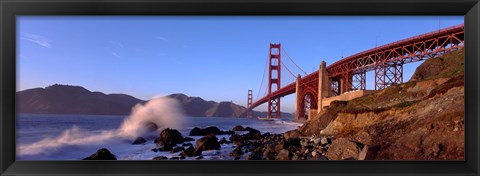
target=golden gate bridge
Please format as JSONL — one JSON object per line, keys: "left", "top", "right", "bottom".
{"left": 247, "top": 24, "right": 464, "bottom": 121}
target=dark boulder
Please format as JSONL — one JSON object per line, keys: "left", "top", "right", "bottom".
{"left": 232, "top": 125, "right": 246, "bottom": 131}
{"left": 189, "top": 127, "right": 204, "bottom": 136}
{"left": 83, "top": 148, "right": 117, "bottom": 160}
{"left": 184, "top": 137, "right": 195, "bottom": 142}
{"left": 155, "top": 128, "right": 184, "bottom": 146}
{"left": 219, "top": 137, "right": 230, "bottom": 144}
{"left": 284, "top": 138, "right": 301, "bottom": 149}
{"left": 195, "top": 134, "right": 221, "bottom": 151}
{"left": 153, "top": 138, "right": 162, "bottom": 145}
{"left": 246, "top": 150, "right": 263, "bottom": 160}
{"left": 204, "top": 126, "right": 222, "bottom": 135}
{"left": 243, "top": 129, "right": 262, "bottom": 140}
{"left": 229, "top": 146, "right": 244, "bottom": 157}
{"left": 158, "top": 143, "right": 175, "bottom": 151}
{"left": 224, "top": 130, "right": 236, "bottom": 135}
{"left": 275, "top": 149, "right": 291, "bottom": 160}
{"left": 132, "top": 137, "right": 147, "bottom": 145}
{"left": 229, "top": 134, "right": 243, "bottom": 145}
{"left": 171, "top": 146, "right": 185, "bottom": 153}
{"left": 180, "top": 146, "right": 201, "bottom": 157}
{"left": 189, "top": 126, "right": 234, "bottom": 136}
{"left": 284, "top": 130, "right": 302, "bottom": 140}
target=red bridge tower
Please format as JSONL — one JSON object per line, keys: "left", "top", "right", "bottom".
{"left": 267, "top": 43, "right": 281, "bottom": 119}
{"left": 247, "top": 89, "right": 253, "bottom": 118}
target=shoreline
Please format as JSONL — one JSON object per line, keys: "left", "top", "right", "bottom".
{"left": 84, "top": 125, "right": 340, "bottom": 161}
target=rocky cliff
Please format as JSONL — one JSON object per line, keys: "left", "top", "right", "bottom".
{"left": 291, "top": 49, "right": 465, "bottom": 160}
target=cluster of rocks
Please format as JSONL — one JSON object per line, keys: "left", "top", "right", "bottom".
{"left": 149, "top": 125, "right": 268, "bottom": 160}
{"left": 150, "top": 128, "right": 224, "bottom": 160}
{"left": 228, "top": 129, "right": 335, "bottom": 160}
{"left": 82, "top": 148, "right": 117, "bottom": 160}
{"left": 84, "top": 125, "right": 375, "bottom": 160}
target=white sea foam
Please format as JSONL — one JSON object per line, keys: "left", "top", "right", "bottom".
{"left": 118, "top": 96, "right": 185, "bottom": 139}
{"left": 17, "top": 125, "right": 116, "bottom": 156}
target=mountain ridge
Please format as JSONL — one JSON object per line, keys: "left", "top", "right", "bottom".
{"left": 16, "top": 84, "right": 293, "bottom": 118}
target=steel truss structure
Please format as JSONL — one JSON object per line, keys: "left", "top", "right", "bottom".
{"left": 327, "top": 24, "right": 464, "bottom": 90}
{"left": 331, "top": 79, "right": 340, "bottom": 97}
{"left": 352, "top": 69, "right": 366, "bottom": 90}
{"left": 375, "top": 61, "right": 403, "bottom": 90}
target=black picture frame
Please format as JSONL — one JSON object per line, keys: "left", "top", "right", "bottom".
{"left": 1, "top": 0, "right": 479, "bottom": 176}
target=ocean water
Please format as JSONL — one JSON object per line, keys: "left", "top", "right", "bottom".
{"left": 16, "top": 114, "right": 302, "bottom": 160}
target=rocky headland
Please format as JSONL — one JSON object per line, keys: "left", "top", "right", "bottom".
{"left": 290, "top": 49, "right": 465, "bottom": 160}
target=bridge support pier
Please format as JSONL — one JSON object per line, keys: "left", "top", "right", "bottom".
{"left": 317, "top": 61, "right": 331, "bottom": 113}
{"left": 295, "top": 74, "right": 303, "bottom": 121}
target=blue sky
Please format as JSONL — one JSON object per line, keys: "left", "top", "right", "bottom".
{"left": 17, "top": 16, "right": 463, "bottom": 113}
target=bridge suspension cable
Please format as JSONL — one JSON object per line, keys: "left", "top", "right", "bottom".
{"left": 281, "top": 61, "right": 296, "bottom": 79}
{"left": 281, "top": 61, "right": 316, "bottom": 90}
{"left": 282, "top": 47, "right": 307, "bottom": 75}
{"left": 256, "top": 51, "right": 270, "bottom": 101}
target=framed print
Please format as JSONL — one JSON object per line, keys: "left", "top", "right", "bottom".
{"left": 1, "top": 0, "right": 479, "bottom": 176}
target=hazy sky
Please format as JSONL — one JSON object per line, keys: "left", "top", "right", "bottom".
{"left": 17, "top": 16, "right": 463, "bottom": 113}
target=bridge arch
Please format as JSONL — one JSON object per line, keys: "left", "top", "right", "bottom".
{"left": 298, "top": 87, "right": 318, "bottom": 121}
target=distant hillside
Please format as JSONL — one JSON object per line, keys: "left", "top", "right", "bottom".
{"left": 16, "top": 85, "right": 294, "bottom": 118}
{"left": 167, "top": 93, "right": 293, "bottom": 118}
{"left": 252, "top": 111, "right": 294, "bottom": 119}
{"left": 16, "top": 84, "right": 144, "bottom": 115}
